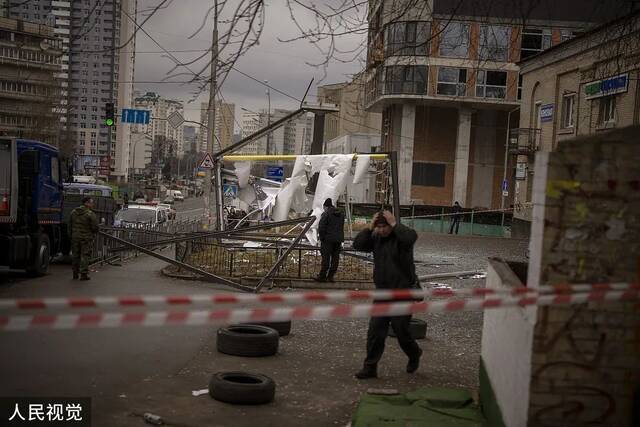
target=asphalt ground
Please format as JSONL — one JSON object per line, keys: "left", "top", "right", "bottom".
{"left": 0, "top": 198, "right": 528, "bottom": 426}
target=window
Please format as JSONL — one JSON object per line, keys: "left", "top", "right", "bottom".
{"left": 384, "top": 65, "right": 427, "bottom": 95}
{"left": 476, "top": 70, "right": 507, "bottom": 99}
{"left": 518, "top": 75, "right": 523, "bottom": 100}
{"left": 521, "top": 28, "right": 551, "bottom": 59}
{"left": 439, "top": 22, "right": 470, "bottom": 58}
{"left": 479, "top": 25, "right": 510, "bottom": 61}
{"left": 598, "top": 96, "right": 616, "bottom": 124}
{"left": 412, "top": 162, "right": 446, "bottom": 187}
{"left": 385, "top": 21, "right": 430, "bottom": 56}
{"left": 437, "top": 67, "right": 467, "bottom": 96}
{"left": 561, "top": 94, "right": 575, "bottom": 128}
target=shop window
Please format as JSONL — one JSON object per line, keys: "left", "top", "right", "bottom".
{"left": 384, "top": 65, "right": 427, "bottom": 95}
{"left": 437, "top": 67, "right": 467, "bottom": 96}
{"left": 412, "top": 163, "right": 446, "bottom": 187}
{"left": 439, "top": 22, "right": 470, "bottom": 58}
{"left": 475, "top": 70, "right": 507, "bottom": 99}
{"left": 385, "top": 21, "right": 430, "bottom": 56}
{"left": 598, "top": 96, "right": 616, "bottom": 125}
{"left": 561, "top": 94, "right": 575, "bottom": 128}
{"left": 521, "top": 28, "right": 551, "bottom": 59}
{"left": 479, "top": 25, "right": 510, "bottom": 61}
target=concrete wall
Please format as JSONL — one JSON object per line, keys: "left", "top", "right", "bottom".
{"left": 481, "top": 258, "right": 535, "bottom": 427}
{"left": 526, "top": 127, "right": 640, "bottom": 427}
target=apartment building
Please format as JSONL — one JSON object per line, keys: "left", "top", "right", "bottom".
{"left": 6, "top": 0, "right": 137, "bottom": 181}
{"left": 0, "top": 17, "right": 63, "bottom": 147}
{"left": 198, "top": 101, "right": 235, "bottom": 152}
{"left": 512, "top": 11, "right": 640, "bottom": 236}
{"left": 365, "top": 0, "right": 629, "bottom": 207}
{"left": 238, "top": 108, "right": 313, "bottom": 156}
{"left": 132, "top": 91, "right": 185, "bottom": 156}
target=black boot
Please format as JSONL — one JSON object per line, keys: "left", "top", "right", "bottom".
{"left": 80, "top": 273, "right": 91, "bottom": 281}
{"left": 406, "top": 349, "right": 423, "bottom": 373}
{"left": 326, "top": 276, "right": 335, "bottom": 283}
{"left": 355, "top": 365, "right": 377, "bottom": 379}
{"left": 313, "top": 276, "right": 326, "bottom": 282}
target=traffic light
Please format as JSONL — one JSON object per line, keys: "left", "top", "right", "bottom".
{"left": 105, "top": 102, "right": 114, "bottom": 127}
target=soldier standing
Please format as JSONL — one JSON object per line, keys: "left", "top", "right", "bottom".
{"left": 69, "top": 196, "right": 99, "bottom": 280}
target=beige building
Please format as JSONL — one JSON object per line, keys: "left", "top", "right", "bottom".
{"left": 317, "top": 75, "right": 382, "bottom": 145}
{"left": 199, "top": 101, "right": 235, "bottom": 152}
{"left": 365, "top": 0, "right": 628, "bottom": 206}
{"left": 0, "top": 17, "right": 63, "bottom": 147}
{"left": 133, "top": 92, "right": 185, "bottom": 156}
{"left": 513, "top": 11, "right": 640, "bottom": 236}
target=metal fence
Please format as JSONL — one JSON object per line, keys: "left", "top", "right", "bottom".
{"left": 183, "top": 238, "right": 372, "bottom": 282}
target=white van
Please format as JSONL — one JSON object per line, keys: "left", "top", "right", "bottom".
{"left": 166, "top": 189, "right": 184, "bottom": 201}
{"left": 114, "top": 204, "right": 168, "bottom": 227}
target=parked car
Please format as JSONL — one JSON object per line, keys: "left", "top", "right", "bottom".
{"left": 114, "top": 204, "right": 168, "bottom": 227}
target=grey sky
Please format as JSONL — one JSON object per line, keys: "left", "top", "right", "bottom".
{"left": 134, "top": 1, "right": 365, "bottom": 124}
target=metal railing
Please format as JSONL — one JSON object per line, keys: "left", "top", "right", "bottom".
{"left": 509, "top": 128, "right": 541, "bottom": 155}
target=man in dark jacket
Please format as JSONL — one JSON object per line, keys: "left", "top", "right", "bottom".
{"left": 69, "top": 196, "right": 99, "bottom": 280}
{"left": 315, "top": 198, "right": 345, "bottom": 282}
{"left": 449, "top": 201, "right": 462, "bottom": 234}
{"left": 352, "top": 210, "right": 422, "bottom": 379}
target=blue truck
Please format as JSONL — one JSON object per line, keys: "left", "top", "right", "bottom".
{"left": 0, "top": 137, "right": 64, "bottom": 275}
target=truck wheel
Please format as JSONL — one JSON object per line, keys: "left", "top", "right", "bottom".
{"left": 208, "top": 372, "right": 275, "bottom": 405}
{"left": 217, "top": 325, "right": 279, "bottom": 357}
{"left": 28, "top": 234, "right": 50, "bottom": 276}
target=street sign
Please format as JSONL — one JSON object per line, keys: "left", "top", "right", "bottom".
{"left": 121, "top": 109, "right": 151, "bottom": 124}
{"left": 540, "top": 104, "right": 554, "bottom": 123}
{"left": 223, "top": 184, "right": 238, "bottom": 198}
{"left": 502, "top": 180, "right": 508, "bottom": 191}
{"left": 167, "top": 111, "right": 185, "bottom": 129}
{"left": 502, "top": 190, "right": 509, "bottom": 197}
{"left": 199, "top": 153, "right": 215, "bottom": 169}
{"left": 266, "top": 165, "right": 284, "bottom": 182}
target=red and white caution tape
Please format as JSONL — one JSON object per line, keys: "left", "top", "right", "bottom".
{"left": 1, "top": 289, "right": 637, "bottom": 331}
{"left": 1, "top": 283, "right": 637, "bottom": 312}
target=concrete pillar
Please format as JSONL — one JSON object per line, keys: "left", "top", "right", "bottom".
{"left": 453, "top": 107, "right": 472, "bottom": 205}
{"left": 399, "top": 104, "right": 416, "bottom": 204}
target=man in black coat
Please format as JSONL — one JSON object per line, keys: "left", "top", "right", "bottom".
{"left": 449, "top": 201, "right": 462, "bottom": 234}
{"left": 315, "top": 198, "right": 345, "bottom": 282}
{"left": 352, "top": 210, "right": 422, "bottom": 379}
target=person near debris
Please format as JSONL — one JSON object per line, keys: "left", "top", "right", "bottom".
{"left": 449, "top": 201, "right": 462, "bottom": 235}
{"left": 314, "top": 198, "right": 345, "bottom": 282}
{"left": 352, "top": 210, "right": 422, "bottom": 379}
{"left": 123, "top": 192, "right": 129, "bottom": 208}
{"left": 69, "top": 196, "right": 99, "bottom": 281}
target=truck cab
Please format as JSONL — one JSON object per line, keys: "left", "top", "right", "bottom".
{"left": 0, "top": 137, "right": 64, "bottom": 274}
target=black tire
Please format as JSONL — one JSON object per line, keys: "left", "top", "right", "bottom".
{"left": 242, "top": 321, "right": 291, "bottom": 337}
{"left": 388, "top": 318, "right": 427, "bottom": 340}
{"left": 209, "top": 371, "right": 275, "bottom": 405}
{"left": 217, "top": 325, "right": 279, "bottom": 357}
{"left": 27, "top": 234, "right": 50, "bottom": 276}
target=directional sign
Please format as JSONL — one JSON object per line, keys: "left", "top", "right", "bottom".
{"left": 199, "top": 153, "right": 215, "bottom": 169}
{"left": 121, "top": 109, "right": 151, "bottom": 124}
{"left": 266, "top": 165, "right": 284, "bottom": 182}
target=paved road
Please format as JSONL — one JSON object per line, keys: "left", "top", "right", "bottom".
{"left": 174, "top": 197, "right": 205, "bottom": 220}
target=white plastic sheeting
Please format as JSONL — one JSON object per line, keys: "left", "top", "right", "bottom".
{"left": 272, "top": 175, "right": 308, "bottom": 222}
{"left": 234, "top": 162, "right": 251, "bottom": 188}
{"left": 353, "top": 155, "right": 370, "bottom": 185}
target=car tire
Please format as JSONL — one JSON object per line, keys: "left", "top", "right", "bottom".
{"left": 388, "top": 318, "right": 427, "bottom": 340}
{"left": 27, "top": 234, "right": 50, "bottom": 276}
{"left": 242, "top": 321, "right": 291, "bottom": 337}
{"left": 209, "top": 371, "right": 275, "bottom": 405}
{"left": 217, "top": 325, "right": 279, "bottom": 357}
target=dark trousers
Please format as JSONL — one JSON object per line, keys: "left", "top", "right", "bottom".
{"left": 364, "top": 315, "right": 421, "bottom": 368}
{"left": 449, "top": 217, "right": 460, "bottom": 234}
{"left": 319, "top": 241, "right": 341, "bottom": 279}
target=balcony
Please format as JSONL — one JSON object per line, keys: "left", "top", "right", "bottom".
{"left": 509, "top": 128, "right": 540, "bottom": 156}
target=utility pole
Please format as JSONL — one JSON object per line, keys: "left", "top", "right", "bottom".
{"left": 204, "top": 0, "right": 219, "bottom": 229}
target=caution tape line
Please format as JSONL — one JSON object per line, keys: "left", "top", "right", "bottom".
{"left": 0, "top": 283, "right": 638, "bottom": 312}
{"left": 1, "top": 290, "right": 638, "bottom": 331}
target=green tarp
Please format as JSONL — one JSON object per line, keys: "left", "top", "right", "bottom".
{"left": 352, "top": 387, "right": 485, "bottom": 427}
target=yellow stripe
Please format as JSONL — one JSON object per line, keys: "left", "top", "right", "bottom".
{"left": 222, "top": 154, "right": 389, "bottom": 162}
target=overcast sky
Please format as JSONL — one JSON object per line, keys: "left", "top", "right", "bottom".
{"left": 134, "top": 1, "right": 366, "bottom": 125}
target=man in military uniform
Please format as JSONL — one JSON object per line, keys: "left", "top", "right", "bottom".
{"left": 70, "top": 196, "right": 99, "bottom": 280}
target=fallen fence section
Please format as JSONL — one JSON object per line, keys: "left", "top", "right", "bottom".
{"left": 1, "top": 289, "right": 637, "bottom": 331}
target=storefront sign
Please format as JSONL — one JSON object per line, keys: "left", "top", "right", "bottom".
{"left": 585, "top": 73, "right": 629, "bottom": 99}
{"left": 540, "top": 104, "right": 554, "bottom": 122}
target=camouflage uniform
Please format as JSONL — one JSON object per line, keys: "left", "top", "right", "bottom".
{"left": 69, "top": 205, "right": 99, "bottom": 276}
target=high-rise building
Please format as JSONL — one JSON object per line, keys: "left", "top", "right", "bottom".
{"left": 365, "top": 0, "right": 628, "bottom": 207}
{"left": 183, "top": 125, "right": 198, "bottom": 153}
{"left": 239, "top": 109, "right": 313, "bottom": 156}
{"left": 239, "top": 110, "right": 263, "bottom": 154}
{"left": 198, "top": 101, "right": 235, "bottom": 152}
{"left": 0, "top": 17, "right": 64, "bottom": 147}
{"left": 6, "top": 0, "right": 138, "bottom": 181}
{"left": 132, "top": 92, "right": 184, "bottom": 156}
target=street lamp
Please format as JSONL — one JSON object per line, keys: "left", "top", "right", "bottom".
{"left": 265, "top": 80, "right": 271, "bottom": 155}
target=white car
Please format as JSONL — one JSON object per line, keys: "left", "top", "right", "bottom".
{"left": 158, "top": 203, "right": 176, "bottom": 220}
{"left": 114, "top": 205, "right": 168, "bottom": 227}
{"left": 167, "top": 190, "right": 184, "bottom": 201}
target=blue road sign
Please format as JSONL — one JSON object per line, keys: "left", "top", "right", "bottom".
{"left": 121, "top": 109, "right": 151, "bottom": 124}
{"left": 266, "top": 166, "right": 284, "bottom": 182}
{"left": 502, "top": 180, "right": 508, "bottom": 191}
{"left": 223, "top": 184, "right": 238, "bottom": 198}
